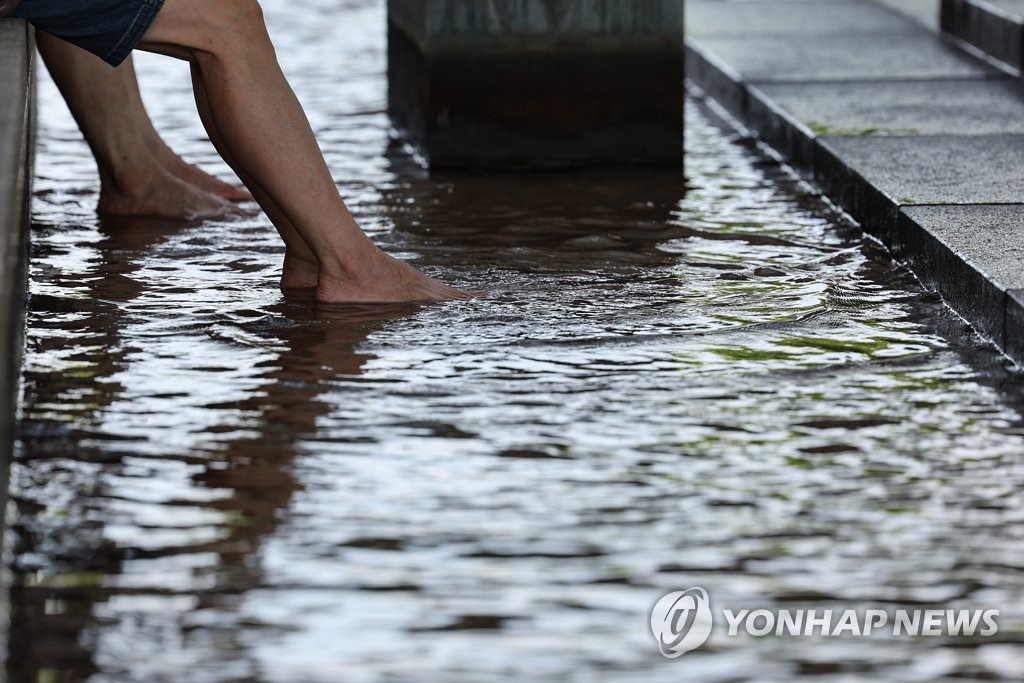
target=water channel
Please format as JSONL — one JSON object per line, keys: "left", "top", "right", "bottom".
{"left": 6, "top": 1, "right": 1024, "bottom": 680}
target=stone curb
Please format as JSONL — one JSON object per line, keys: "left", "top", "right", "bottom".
{"left": 0, "top": 18, "right": 34, "bottom": 527}
{"left": 940, "top": 0, "right": 1024, "bottom": 73}
{"left": 686, "top": 0, "right": 1024, "bottom": 367}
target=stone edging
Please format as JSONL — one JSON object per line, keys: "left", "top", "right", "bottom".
{"left": 686, "top": 0, "right": 1024, "bottom": 367}
{"left": 0, "top": 18, "right": 34, "bottom": 524}
{"left": 940, "top": 0, "right": 1024, "bottom": 74}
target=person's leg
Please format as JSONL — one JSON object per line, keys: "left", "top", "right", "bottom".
{"left": 189, "top": 63, "right": 318, "bottom": 290}
{"left": 138, "top": 0, "right": 470, "bottom": 303}
{"left": 36, "top": 31, "right": 250, "bottom": 218}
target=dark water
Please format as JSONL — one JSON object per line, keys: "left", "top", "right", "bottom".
{"left": 6, "top": 1, "right": 1024, "bottom": 681}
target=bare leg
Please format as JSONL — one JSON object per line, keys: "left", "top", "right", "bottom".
{"left": 138, "top": 0, "right": 470, "bottom": 303}
{"left": 36, "top": 32, "right": 250, "bottom": 218}
{"left": 189, "top": 63, "right": 318, "bottom": 290}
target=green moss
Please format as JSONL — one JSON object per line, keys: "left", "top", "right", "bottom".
{"left": 888, "top": 372, "right": 954, "bottom": 392}
{"left": 898, "top": 197, "right": 918, "bottom": 205}
{"left": 805, "top": 120, "right": 919, "bottom": 137}
{"left": 710, "top": 347, "right": 799, "bottom": 362}
{"left": 884, "top": 505, "right": 920, "bottom": 514}
{"left": 37, "top": 670, "right": 63, "bottom": 683}
{"left": 712, "top": 314, "right": 754, "bottom": 325}
{"left": 806, "top": 120, "right": 881, "bottom": 137}
{"left": 784, "top": 335, "right": 891, "bottom": 355}
{"left": 27, "top": 572, "right": 105, "bottom": 589}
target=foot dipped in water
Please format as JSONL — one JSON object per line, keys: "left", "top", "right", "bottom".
{"left": 281, "top": 250, "right": 320, "bottom": 293}
{"left": 152, "top": 143, "right": 251, "bottom": 203}
{"left": 98, "top": 149, "right": 250, "bottom": 219}
{"left": 312, "top": 246, "right": 475, "bottom": 304}
{"left": 99, "top": 166, "right": 242, "bottom": 219}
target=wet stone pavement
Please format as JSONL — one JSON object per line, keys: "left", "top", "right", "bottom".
{"left": 5, "top": 1, "right": 1024, "bottom": 681}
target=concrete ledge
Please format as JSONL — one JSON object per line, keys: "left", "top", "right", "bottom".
{"left": 817, "top": 134, "right": 1024, "bottom": 238}
{"left": 387, "top": 0, "right": 684, "bottom": 169}
{"left": 390, "top": 25, "right": 684, "bottom": 168}
{"left": 875, "top": 0, "right": 942, "bottom": 30}
{"left": 940, "top": 0, "right": 1024, "bottom": 73}
{"left": 686, "top": 0, "right": 1024, "bottom": 365}
{"left": 898, "top": 205, "right": 1024, "bottom": 350}
{"left": 0, "top": 18, "right": 34, "bottom": 525}
{"left": 1009, "top": 290, "right": 1024, "bottom": 360}
{"left": 391, "top": 0, "right": 683, "bottom": 50}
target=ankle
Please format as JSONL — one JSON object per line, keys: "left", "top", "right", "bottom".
{"left": 147, "top": 138, "right": 191, "bottom": 174}
{"left": 91, "top": 125, "right": 166, "bottom": 193}
{"left": 99, "top": 153, "right": 163, "bottom": 199}
{"left": 318, "top": 237, "right": 386, "bottom": 276}
{"left": 284, "top": 248, "right": 318, "bottom": 267}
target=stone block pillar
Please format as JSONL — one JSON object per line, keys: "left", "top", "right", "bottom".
{"left": 387, "top": 0, "right": 684, "bottom": 168}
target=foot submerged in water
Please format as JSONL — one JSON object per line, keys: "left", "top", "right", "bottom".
{"left": 99, "top": 169, "right": 242, "bottom": 219}
{"left": 162, "top": 156, "right": 251, "bottom": 204}
{"left": 280, "top": 250, "right": 319, "bottom": 293}
{"left": 98, "top": 155, "right": 250, "bottom": 219}
{"left": 312, "top": 248, "right": 477, "bottom": 304}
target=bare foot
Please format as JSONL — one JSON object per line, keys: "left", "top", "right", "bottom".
{"left": 165, "top": 157, "right": 252, "bottom": 203}
{"left": 150, "top": 139, "right": 251, "bottom": 203}
{"left": 98, "top": 167, "right": 242, "bottom": 219}
{"left": 316, "top": 248, "right": 475, "bottom": 304}
{"left": 281, "top": 250, "right": 319, "bottom": 292}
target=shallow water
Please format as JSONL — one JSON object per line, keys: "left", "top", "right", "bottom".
{"left": 6, "top": 1, "right": 1024, "bottom": 681}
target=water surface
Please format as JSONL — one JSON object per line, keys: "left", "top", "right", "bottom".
{"left": 7, "top": 1, "right": 1024, "bottom": 681}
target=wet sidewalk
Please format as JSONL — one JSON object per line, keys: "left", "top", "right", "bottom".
{"left": 686, "top": 0, "right": 1024, "bottom": 365}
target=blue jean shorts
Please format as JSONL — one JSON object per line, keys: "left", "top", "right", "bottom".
{"left": 10, "top": 0, "right": 165, "bottom": 66}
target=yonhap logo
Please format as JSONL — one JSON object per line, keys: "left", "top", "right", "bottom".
{"left": 649, "top": 587, "right": 714, "bottom": 658}
{"left": 650, "top": 587, "right": 1000, "bottom": 658}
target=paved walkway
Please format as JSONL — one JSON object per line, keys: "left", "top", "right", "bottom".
{"left": 686, "top": 0, "right": 1024, "bottom": 365}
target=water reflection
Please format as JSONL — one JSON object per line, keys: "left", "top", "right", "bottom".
{"left": 382, "top": 142, "right": 689, "bottom": 271}
{"left": 11, "top": 215, "right": 415, "bottom": 680}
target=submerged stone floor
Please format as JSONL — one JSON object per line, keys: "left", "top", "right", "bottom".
{"left": 10, "top": 1, "right": 1024, "bottom": 679}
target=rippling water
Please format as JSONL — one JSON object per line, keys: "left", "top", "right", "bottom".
{"left": 7, "top": 1, "right": 1024, "bottom": 681}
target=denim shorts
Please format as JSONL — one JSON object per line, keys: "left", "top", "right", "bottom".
{"left": 10, "top": 0, "right": 165, "bottom": 66}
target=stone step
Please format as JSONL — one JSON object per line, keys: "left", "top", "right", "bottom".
{"left": 940, "top": 0, "right": 1024, "bottom": 73}
{"left": 686, "top": 0, "right": 1024, "bottom": 366}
